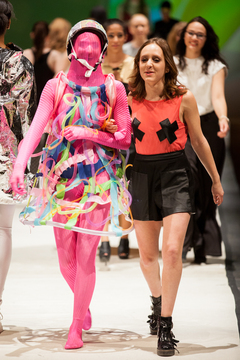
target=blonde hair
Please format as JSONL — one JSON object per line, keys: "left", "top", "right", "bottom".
{"left": 49, "top": 17, "right": 71, "bottom": 52}
{"left": 167, "top": 21, "right": 187, "bottom": 56}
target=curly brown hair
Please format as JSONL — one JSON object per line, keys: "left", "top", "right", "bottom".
{"left": 129, "top": 37, "right": 187, "bottom": 101}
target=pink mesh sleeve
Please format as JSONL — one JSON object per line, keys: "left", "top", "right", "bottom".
{"left": 15, "top": 79, "right": 131, "bottom": 172}
{"left": 75, "top": 81, "right": 131, "bottom": 149}
{"left": 15, "top": 80, "right": 56, "bottom": 171}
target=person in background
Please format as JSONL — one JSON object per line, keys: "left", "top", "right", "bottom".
{"left": 23, "top": 21, "right": 53, "bottom": 105}
{"left": 174, "top": 16, "right": 229, "bottom": 264}
{"left": 24, "top": 19, "right": 71, "bottom": 174}
{"left": 102, "top": 18, "right": 134, "bottom": 91}
{"left": 118, "top": 0, "right": 149, "bottom": 22}
{"left": 127, "top": 37, "right": 223, "bottom": 356}
{"left": 100, "top": 18, "right": 134, "bottom": 261}
{"left": 167, "top": 21, "right": 187, "bottom": 56}
{"left": 48, "top": 17, "right": 71, "bottom": 75}
{"left": 0, "top": 0, "right": 34, "bottom": 332}
{"left": 123, "top": 13, "right": 150, "bottom": 57}
{"left": 89, "top": 5, "right": 107, "bottom": 25}
{"left": 153, "top": 1, "right": 178, "bottom": 40}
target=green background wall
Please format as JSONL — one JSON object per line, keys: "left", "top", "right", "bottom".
{"left": 6, "top": 0, "right": 240, "bottom": 50}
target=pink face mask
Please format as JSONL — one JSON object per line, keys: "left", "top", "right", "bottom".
{"left": 70, "top": 32, "right": 103, "bottom": 77}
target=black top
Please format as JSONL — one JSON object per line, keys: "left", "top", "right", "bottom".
{"left": 34, "top": 51, "right": 54, "bottom": 104}
{"left": 153, "top": 18, "right": 179, "bottom": 40}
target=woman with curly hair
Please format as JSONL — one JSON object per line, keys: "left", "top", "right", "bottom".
{"left": 127, "top": 37, "right": 224, "bottom": 356}
{"left": 174, "top": 16, "right": 229, "bottom": 264}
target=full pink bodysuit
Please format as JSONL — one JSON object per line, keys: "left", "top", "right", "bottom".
{"left": 11, "top": 32, "right": 131, "bottom": 349}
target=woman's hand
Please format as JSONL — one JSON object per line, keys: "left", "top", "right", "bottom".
{"left": 105, "top": 119, "right": 118, "bottom": 134}
{"left": 211, "top": 179, "right": 224, "bottom": 206}
{"left": 217, "top": 117, "right": 230, "bottom": 138}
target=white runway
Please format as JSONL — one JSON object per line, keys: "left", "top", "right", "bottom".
{"left": 0, "top": 200, "right": 239, "bottom": 359}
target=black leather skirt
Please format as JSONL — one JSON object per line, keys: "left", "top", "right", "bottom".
{"left": 129, "top": 150, "right": 195, "bottom": 221}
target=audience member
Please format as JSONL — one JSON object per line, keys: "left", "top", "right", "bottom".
{"left": 167, "top": 21, "right": 187, "bottom": 56}
{"left": 100, "top": 18, "right": 135, "bottom": 261}
{"left": 123, "top": 13, "right": 150, "bottom": 57}
{"left": 118, "top": 0, "right": 149, "bottom": 22}
{"left": 23, "top": 21, "right": 53, "bottom": 104}
{"left": 48, "top": 17, "right": 71, "bottom": 75}
{"left": 89, "top": 5, "right": 107, "bottom": 25}
{"left": 153, "top": 1, "right": 178, "bottom": 39}
{"left": 174, "top": 16, "right": 229, "bottom": 263}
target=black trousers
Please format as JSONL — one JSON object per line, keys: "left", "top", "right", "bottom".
{"left": 184, "top": 111, "right": 225, "bottom": 257}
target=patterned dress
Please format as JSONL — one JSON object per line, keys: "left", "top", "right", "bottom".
{"left": 0, "top": 43, "right": 34, "bottom": 203}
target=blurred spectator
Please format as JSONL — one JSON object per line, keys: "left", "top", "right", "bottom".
{"left": 167, "top": 21, "right": 187, "bottom": 55}
{"left": 48, "top": 17, "right": 71, "bottom": 75}
{"left": 174, "top": 16, "right": 229, "bottom": 263}
{"left": 153, "top": 1, "right": 178, "bottom": 39}
{"left": 100, "top": 18, "right": 135, "bottom": 262}
{"left": 118, "top": 0, "right": 149, "bottom": 22}
{"left": 89, "top": 5, "right": 107, "bottom": 25}
{"left": 23, "top": 21, "right": 53, "bottom": 104}
{"left": 102, "top": 18, "right": 134, "bottom": 91}
{"left": 123, "top": 13, "right": 150, "bottom": 57}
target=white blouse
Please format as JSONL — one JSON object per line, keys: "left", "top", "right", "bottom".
{"left": 174, "top": 56, "right": 227, "bottom": 116}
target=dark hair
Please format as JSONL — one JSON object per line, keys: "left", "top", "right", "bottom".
{"left": 103, "top": 18, "right": 127, "bottom": 35}
{"left": 31, "top": 21, "right": 49, "bottom": 61}
{"left": 176, "top": 16, "right": 228, "bottom": 74}
{"left": 160, "top": 1, "right": 171, "bottom": 9}
{"left": 90, "top": 6, "right": 107, "bottom": 26}
{"left": 129, "top": 37, "right": 187, "bottom": 101}
{"left": 0, "top": 0, "right": 14, "bottom": 35}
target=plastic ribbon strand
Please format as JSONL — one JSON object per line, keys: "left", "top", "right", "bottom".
{"left": 21, "top": 73, "right": 133, "bottom": 236}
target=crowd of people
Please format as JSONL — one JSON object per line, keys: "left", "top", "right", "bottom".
{"left": 0, "top": 0, "right": 229, "bottom": 357}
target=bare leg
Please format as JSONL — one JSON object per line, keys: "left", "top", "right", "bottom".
{"left": 134, "top": 220, "right": 162, "bottom": 297}
{"left": 161, "top": 212, "right": 190, "bottom": 317}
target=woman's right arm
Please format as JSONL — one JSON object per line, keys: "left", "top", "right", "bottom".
{"left": 11, "top": 81, "right": 56, "bottom": 194}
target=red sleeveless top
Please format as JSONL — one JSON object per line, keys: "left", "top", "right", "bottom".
{"left": 131, "top": 96, "right": 187, "bottom": 155}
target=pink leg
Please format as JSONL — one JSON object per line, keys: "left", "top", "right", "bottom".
{"left": 54, "top": 202, "right": 110, "bottom": 350}
{"left": 53, "top": 225, "right": 91, "bottom": 331}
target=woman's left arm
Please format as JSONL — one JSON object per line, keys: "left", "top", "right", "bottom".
{"left": 211, "top": 68, "right": 229, "bottom": 138}
{"left": 181, "top": 91, "right": 224, "bottom": 205}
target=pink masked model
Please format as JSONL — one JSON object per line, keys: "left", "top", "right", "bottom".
{"left": 11, "top": 20, "right": 132, "bottom": 349}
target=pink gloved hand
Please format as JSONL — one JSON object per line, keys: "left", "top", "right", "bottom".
{"left": 10, "top": 163, "right": 26, "bottom": 195}
{"left": 63, "top": 126, "right": 86, "bottom": 142}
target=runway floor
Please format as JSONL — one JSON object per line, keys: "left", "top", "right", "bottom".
{"left": 0, "top": 147, "right": 240, "bottom": 359}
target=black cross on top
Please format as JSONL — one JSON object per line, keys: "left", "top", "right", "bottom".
{"left": 132, "top": 117, "right": 145, "bottom": 142}
{"left": 156, "top": 118, "right": 178, "bottom": 144}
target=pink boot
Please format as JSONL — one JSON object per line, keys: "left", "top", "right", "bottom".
{"left": 65, "top": 319, "right": 83, "bottom": 350}
{"left": 82, "top": 308, "right": 91, "bottom": 330}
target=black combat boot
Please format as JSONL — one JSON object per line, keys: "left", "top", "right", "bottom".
{"left": 147, "top": 295, "right": 161, "bottom": 335}
{"left": 157, "top": 316, "right": 179, "bottom": 356}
